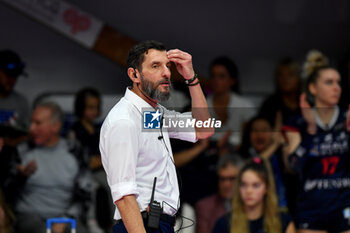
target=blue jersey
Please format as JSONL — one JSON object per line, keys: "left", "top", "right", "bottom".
{"left": 283, "top": 107, "right": 350, "bottom": 221}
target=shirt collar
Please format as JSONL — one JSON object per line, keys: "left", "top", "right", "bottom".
{"left": 124, "top": 87, "right": 155, "bottom": 114}
{"left": 313, "top": 105, "right": 339, "bottom": 131}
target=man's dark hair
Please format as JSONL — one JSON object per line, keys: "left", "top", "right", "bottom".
{"left": 127, "top": 40, "right": 166, "bottom": 71}
{"left": 210, "top": 56, "right": 240, "bottom": 93}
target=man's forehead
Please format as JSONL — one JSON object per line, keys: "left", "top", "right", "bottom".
{"left": 143, "top": 49, "right": 169, "bottom": 63}
{"left": 33, "top": 107, "right": 52, "bottom": 119}
{"left": 219, "top": 164, "right": 239, "bottom": 173}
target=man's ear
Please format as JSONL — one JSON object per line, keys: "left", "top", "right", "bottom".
{"left": 128, "top": 68, "right": 140, "bottom": 84}
{"left": 52, "top": 121, "right": 62, "bottom": 135}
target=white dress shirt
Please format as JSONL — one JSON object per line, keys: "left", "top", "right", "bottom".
{"left": 100, "top": 88, "right": 197, "bottom": 220}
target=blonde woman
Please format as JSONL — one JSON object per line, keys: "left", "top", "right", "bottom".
{"left": 212, "top": 157, "right": 296, "bottom": 233}
{"left": 283, "top": 50, "right": 350, "bottom": 233}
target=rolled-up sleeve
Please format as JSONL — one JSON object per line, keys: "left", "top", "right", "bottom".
{"left": 100, "top": 119, "right": 140, "bottom": 203}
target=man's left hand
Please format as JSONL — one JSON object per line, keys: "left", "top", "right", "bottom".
{"left": 17, "top": 160, "right": 37, "bottom": 176}
{"left": 167, "top": 49, "right": 195, "bottom": 80}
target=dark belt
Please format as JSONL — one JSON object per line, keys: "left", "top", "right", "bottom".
{"left": 115, "top": 211, "right": 176, "bottom": 227}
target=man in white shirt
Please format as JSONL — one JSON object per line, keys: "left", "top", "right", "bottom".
{"left": 99, "top": 40, "right": 214, "bottom": 233}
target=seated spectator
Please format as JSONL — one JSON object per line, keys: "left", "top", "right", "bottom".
{"left": 207, "top": 56, "right": 255, "bottom": 152}
{"left": 238, "top": 116, "right": 291, "bottom": 210}
{"left": 0, "top": 189, "right": 15, "bottom": 233}
{"left": 212, "top": 158, "right": 296, "bottom": 233}
{"left": 4, "top": 102, "right": 87, "bottom": 233}
{"left": 0, "top": 51, "right": 31, "bottom": 208}
{"left": 259, "top": 58, "right": 301, "bottom": 127}
{"left": 172, "top": 105, "right": 217, "bottom": 206}
{"left": 68, "top": 87, "right": 102, "bottom": 170}
{"left": 67, "top": 87, "right": 114, "bottom": 231}
{"left": 195, "top": 154, "right": 243, "bottom": 233}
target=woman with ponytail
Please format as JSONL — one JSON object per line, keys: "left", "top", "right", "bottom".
{"left": 283, "top": 50, "right": 350, "bottom": 233}
{"left": 212, "top": 157, "right": 295, "bottom": 233}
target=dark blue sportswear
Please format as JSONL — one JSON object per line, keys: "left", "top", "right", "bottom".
{"left": 283, "top": 107, "right": 350, "bottom": 232}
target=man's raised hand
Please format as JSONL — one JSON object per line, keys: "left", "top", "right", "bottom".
{"left": 167, "top": 49, "right": 195, "bottom": 80}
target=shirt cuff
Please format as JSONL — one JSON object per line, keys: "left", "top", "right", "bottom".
{"left": 110, "top": 182, "right": 139, "bottom": 203}
{"left": 170, "top": 111, "right": 198, "bottom": 143}
{"left": 179, "top": 128, "right": 197, "bottom": 143}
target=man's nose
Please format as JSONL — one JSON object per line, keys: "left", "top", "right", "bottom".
{"left": 162, "top": 66, "right": 171, "bottom": 79}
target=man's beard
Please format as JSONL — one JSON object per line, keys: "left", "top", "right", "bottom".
{"left": 140, "top": 75, "right": 171, "bottom": 102}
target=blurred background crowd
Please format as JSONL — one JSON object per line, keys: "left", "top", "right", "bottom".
{"left": 0, "top": 0, "right": 350, "bottom": 233}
